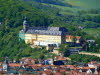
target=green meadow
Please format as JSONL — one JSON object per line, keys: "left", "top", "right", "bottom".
{"left": 63, "top": 0, "right": 100, "bottom": 9}
{"left": 41, "top": 0, "right": 100, "bottom": 15}
{"left": 82, "top": 28, "right": 100, "bottom": 37}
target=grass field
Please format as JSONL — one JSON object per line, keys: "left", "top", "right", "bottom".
{"left": 22, "top": 0, "right": 100, "bottom": 16}
{"left": 42, "top": 3, "right": 81, "bottom": 15}
{"left": 82, "top": 28, "right": 100, "bottom": 37}
{"left": 63, "top": 0, "right": 100, "bottom": 9}
{"left": 42, "top": 0, "right": 100, "bottom": 15}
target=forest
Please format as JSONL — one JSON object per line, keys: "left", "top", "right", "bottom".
{"left": 0, "top": 0, "right": 53, "bottom": 60}
{"left": 0, "top": 0, "right": 100, "bottom": 61}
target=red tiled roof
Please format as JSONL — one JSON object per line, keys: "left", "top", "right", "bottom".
{"left": 76, "top": 36, "right": 81, "bottom": 40}
{"left": 42, "top": 65, "right": 54, "bottom": 67}
{"left": 18, "top": 70, "right": 24, "bottom": 72}
{"left": 43, "top": 70, "right": 52, "bottom": 75}
{"left": 53, "top": 72, "right": 62, "bottom": 75}
{"left": 67, "top": 65, "right": 76, "bottom": 68}
{"left": 66, "top": 35, "right": 81, "bottom": 40}
{"left": 9, "top": 63, "right": 21, "bottom": 67}
{"left": 94, "top": 64, "right": 100, "bottom": 66}
{"left": 66, "top": 35, "right": 73, "bottom": 39}
{"left": 76, "top": 72, "right": 88, "bottom": 75}
{"left": 20, "top": 58, "right": 37, "bottom": 65}
{"left": 56, "top": 56, "right": 67, "bottom": 61}
{"left": 82, "top": 67, "right": 90, "bottom": 70}
{"left": 37, "top": 71, "right": 43, "bottom": 74}
{"left": 22, "top": 73, "right": 36, "bottom": 75}
{"left": 29, "top": 64, "right": 43, "bottom": 69}
{"left": 60, "top": 69, "right": 66, "bottom": 72}
{"left": 65, "top": 71, "right": 72, "bottom": 74}
{"left": 88, "top": 61, "right": 97, "bottom": 64}
{"left": 75, "top": 67, "right": 80, "bottom": 70}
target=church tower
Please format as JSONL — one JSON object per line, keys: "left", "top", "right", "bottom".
{"left": 23, "top": 16, "right": 29, "bottom": 32}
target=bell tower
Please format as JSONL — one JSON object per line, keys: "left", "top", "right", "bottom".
{"left": 23, "top": 16, "right": 29, "bottom": 32}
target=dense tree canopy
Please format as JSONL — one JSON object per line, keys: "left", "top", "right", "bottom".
{"left": 69, "top": 54, "right": 100, "bottom": 63}
{"left": 0, "top": 0, "right": 100, "bottom": 60}
{"left": 0, "top": 0, "right": 53, "bottom": 60}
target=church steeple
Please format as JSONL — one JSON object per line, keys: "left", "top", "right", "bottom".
{"left": 23, "top": 16, "right": 29, "bottom": 32}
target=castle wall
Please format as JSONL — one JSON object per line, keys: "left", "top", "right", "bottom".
{"left": 24, "top": 34, "right": 64, "bottom": 46}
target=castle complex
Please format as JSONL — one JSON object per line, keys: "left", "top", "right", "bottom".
{"left": 19, "top": 18, "right": 68, "bottom": 47}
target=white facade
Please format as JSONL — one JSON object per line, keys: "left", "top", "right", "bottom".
{"left": 34, "top": 41, "right": 59, "bottom": 47}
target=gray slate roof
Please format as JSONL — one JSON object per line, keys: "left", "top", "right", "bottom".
{"left": 20, "top": 27, "right": 67, "bottom": 36}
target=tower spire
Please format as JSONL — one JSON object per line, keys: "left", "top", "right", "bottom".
{"left": 24, "top": 16, "right": 27, "bottom": 20}
{"left": 23, "top": 16, "right": 29, "bottom": 32}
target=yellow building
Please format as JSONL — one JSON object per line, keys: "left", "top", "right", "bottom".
{"left": 19, "top": 18, "right": 68, "bottom": 47}
{"left": 25, "top": 34, "right": 65, "bottom": 45}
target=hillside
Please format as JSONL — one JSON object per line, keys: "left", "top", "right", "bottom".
{"left": 0, "top": 0, "right": 54, "bottom": 60}
{"left": 21, "top": 0, "right": 100, "bottom": 14}
{"left": 22, "top": 0, "right": 72, "bottom": 7}
{"left": 0, "top": 0, "right": 82, "bottom": 60}
{"left": 22, "top": 0, "right": 100, "bottom": 9}
{"left": 22, "top": 0, "right": 100, "bottom": 28}
{"left": 0, "top": 0, "right": 100, "bottom": 60}
{"left": 64, "top": 0, "right": 100, "bottom": 9}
